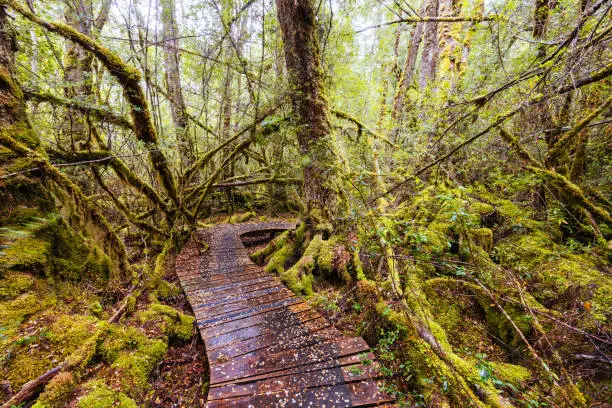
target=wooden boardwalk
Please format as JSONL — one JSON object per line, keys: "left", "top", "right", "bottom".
{"left": 176, "top": 222, "right": 395, "bottom": 407}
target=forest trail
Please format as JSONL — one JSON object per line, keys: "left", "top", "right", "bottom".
{"left": 175, "top": 222, "right": 395, "bottom": 407}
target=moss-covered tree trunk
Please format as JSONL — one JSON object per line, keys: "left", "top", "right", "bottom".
{"left": 275, "top": 0, "right": 338, "bottom": 223}
{"left": 391, "top": 0, "right": 426, "bottom": 123}
{"left": 62, "top": 0, "right": 95, "bottom": 152}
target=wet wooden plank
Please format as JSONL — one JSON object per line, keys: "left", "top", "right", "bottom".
{"left": 196, "top": 297, "right": 303, "bottom": 328}
{"left": 206, "top": 308, "right": 321, "bottom": 349}
{"left": 191, "top": 283, "right": 289, "bottom": 310}
{"left": 208, "top": 362, "right": 384, "bottom": 400}
{"left": 209, "top": 352, "right": 377, "bottom": 389}
{"left": 207, "top": 320, "right": 338, "bottom": 363}
{"left": 206, "top": 380, "right": 393, "bottom": 408}
{"left": 200, "top": 302, "right": 312, "bottom": 339}
{"left": 209, "top": 337, "right": 370, "bottom": 384}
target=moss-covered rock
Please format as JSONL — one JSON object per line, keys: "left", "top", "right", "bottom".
{"left": 76, "top": 380, "right": 137, "bottom": 408}
{"left": 112, "top": 338, "right": 167, "bottom": 395}
{"left": 469, "top": 201, "right": 495, "bottom": 217}
{"left": 138, "top": 303, "right": 194, "bottom": 342}
{"left": 470, "top": 228, "right": 494, "bottom": 252}
{"left": 32, "top": 372, "right": 76, "bottom": 408}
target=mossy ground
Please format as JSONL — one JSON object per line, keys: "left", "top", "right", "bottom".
{"left": 0, "top": 228, "right": 204, "bottom": 407}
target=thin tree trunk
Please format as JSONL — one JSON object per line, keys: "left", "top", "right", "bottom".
{"left": 419, "top": 0, "right": 440, "bottom": 89}
{"left": 160, "top": 0, "right": 193, "bottom": 169}
{"left": 390, "top": 0, "right": 428, "bottom": 135}
{"left": 437, "top": 0, "right": 461, "bottom": 77}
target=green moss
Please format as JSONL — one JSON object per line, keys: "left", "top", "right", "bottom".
{"left": 137, "top": 303, "right": 194, "bottom": 342}
{"left": 481, "top": 301, "right": 532, "bottom": 348}
{"left": 32, "top": 372, "right": 76, "bottom": 408}
{"left": 309, "top": 208, "right": 333, "bottom": 234}
{"left": 281, "top": 235, "right": 323, "bottom": 295}
{"left": 96, "top": 325, "right": 147, "bottom": 363}
{"left": 76, "top": 380, "right": 137, "bottom": 408}
{"left": 591, "top": 284, "right": 612, "bottom": 323}
{"left": 3, "top": 349, "right": 54, "bottom": 390}
{"left": 353, "top": 246, "right": 366, "bottom": 281}
{"left": 0, "top": 272, "right": 34, "bottom": 301}
{"left": 0, "top": 291, "right": 55, "bottom": 338}
{"left": 229, "top": 211, "right": 256, "bottom": 223}
{"left": 49, "top": 314, "right": 98, "bottom": 355}
{"left": 469, "top": 201, "right": 495, "bottom": 217}
{"left": 470, "top": 228, "right": 494, "bottom": 252}
{"left": 300, "top": 273, "right": 315, "bottom": 296}
{"left": 265, "top": 241, "right": 295, "bottom": 274}
{"left": 493, "top": 231, "right": 556, "bottom": 273}
{"left": 2, "top": 122, "right": 40, "bottom": 150}
{"left": 156, "top": 279, "right": 179, "bottom": 300}
{"left": 0, "top": 144, "right": 15, "bottom": 162}
{"left": 317, "top": 238, "right": 335, "bottom": 275}
{"left": 536, "top": 255, "right": 610, "bottom": 322}
{"left": 474, "top": 190, "right": 535, "bottom": 228}
{"left": 250, "top": 231, "right": 289, "bottom": 263}
{"left": 112, "top": 338, "right": 167, "bottom": 395}
{"left": 294, "top": 221, "right": 308, "bottom": 249}
{"left": 418, "top": 226, "right": 450, "bottom": 255}
{"left": 125, "top": 295, "right": 137, "bottom": 316}
{"left": 0, "top": 237, "right": 50, "bottom": 273}
{"left": 0, "top": 206, "right": 42, "bottom": 225}
{"left": 488, "top": 361, "right": 531, "bottom": 387}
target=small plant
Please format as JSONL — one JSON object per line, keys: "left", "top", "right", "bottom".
{"left": 347, "top": 365, "right": 364, "bottom": 376}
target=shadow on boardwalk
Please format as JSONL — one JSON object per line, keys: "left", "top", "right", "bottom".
{"left": 176, "top": 222, "right": 395, "bottom": 407}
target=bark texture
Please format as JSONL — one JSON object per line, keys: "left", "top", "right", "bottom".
{"left": 419, "top": 0, "right": 440, "bottom": 88}
{"left": 275, "top": 0, "right": 338, "bottom": 221}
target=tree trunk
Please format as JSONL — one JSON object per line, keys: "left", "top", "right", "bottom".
{"left": 61, "top": 0, "right": 99, "bottom": 152}
{"left": 160, "top": 0, "right": 193, "bottom": 169}
{"left": 419, "top": 0, "right": 440, "bottom": 89}
{"left": 390, "top": 0, "right": 428, "bottom": 137}
{"left": 275, "top": 0, "right": 338, "bottom": 223}
{"left": 437, "top": 0, "right": 462, "bottom": 77}
{"left": 533, "top": 0, "right": 550, "bottom": 58}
